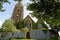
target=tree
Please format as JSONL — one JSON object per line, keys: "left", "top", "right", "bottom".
{"left": 16, "top": 20, "right": 25, "bottom": 29}
{"left": 27, "top": 0, "right": 60, "bottom": 26}
{"left": 1, "top": 19, "right": 16, "bottom": 32}
{"left": 14, "top": 0, "right": 22, "bottom": 2}
{"left": 0, "top": 0, "right": 22, "bottom": 12}
{"left": 0, "top": 0, "right": 10, "bottom": 12}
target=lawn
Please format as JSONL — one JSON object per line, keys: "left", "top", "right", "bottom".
{"left": 11, "top": 38, "right": 46, "bottom": 40}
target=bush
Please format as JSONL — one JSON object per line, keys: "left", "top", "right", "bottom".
{"left": 16, "top": 20, "right": 25, "bottom": 29}
{"left": 49, "top": 37, "right": 59, "bottom": 40}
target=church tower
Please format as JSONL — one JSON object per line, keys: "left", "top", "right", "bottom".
{"left": 11, "top": 1, "right": 23, "bottom": 23}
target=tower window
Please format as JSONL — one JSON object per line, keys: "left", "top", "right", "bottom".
{"left": 17, "top": 9, "right": 20, "bottom": 12}
{"left": 17, "top": 14, "right": 19, "bottom": 16}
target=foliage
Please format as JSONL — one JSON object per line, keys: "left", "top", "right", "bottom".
{"left": 32, "top": 22, "right": 38, "bottom": 29}
{"left": 14, "top": 0, "right": 22, "bottom": 2}
{"left": 0, "top": 0, "right": 10, "bottom": 12}
{"left": 16, "top": 20, "right": 25, "bottom": 29}
{"left": 21, "top": 27, "right": 29, "bottom": 32}
{"left": 0, "top": 0, "right": 22, "bottom": 12}
{"left": 0, "top": 28, "right": 3, "bottom": 32}
{"left": 42, "top": 21, "right": 48, "bottom": 29}
{"left": 27, "top": 0, "right": 60, "bottom": 26}
{"left": 1, "top": 19, "right": 16, "bottom": 32}
{"left": 42, "top": 27, "right": 48, "bottom": 33}
{"left": 49, "top": 37, "right": 59, "bottom": 40}
{"left": 41, "top": 21, "right": 48, "bottom": 33}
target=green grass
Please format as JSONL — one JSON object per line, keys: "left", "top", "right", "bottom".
{"left": 11, "top": 38, "right": 59, "bottom": 40}
{"left": 10, "top": 38, "right": 47, "bottom": 40}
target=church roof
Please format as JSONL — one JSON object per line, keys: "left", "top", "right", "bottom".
{"left": 24, "top": 15, "right": 38, "bottom": 23}
{"left": 24, "top": 15, "right": 34, "bottom": 22}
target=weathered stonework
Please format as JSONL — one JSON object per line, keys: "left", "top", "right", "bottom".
{"left": 11, "top": 2, "right": 23, "bottom": 23}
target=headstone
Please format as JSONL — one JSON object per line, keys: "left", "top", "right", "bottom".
{"left": 46, "top": 31, "right": 51, "bottom": 39}
{"left": 14, "top": 32, "right": 25, "bottom": 38}
{"left": 30, "top": 30, "right": 46, "bottom": 39}
{"left": 5, "top": 32, "right": 12, "bottom": 40}
{"left": 38, "top": 24, "right": 42, "bottom": 30}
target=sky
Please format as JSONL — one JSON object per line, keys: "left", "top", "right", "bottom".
{"left": 0, "top": 0, "right": 37, "bottom": 27}
{"left": 0, "top": 0, "right": 29, "bottom": 21}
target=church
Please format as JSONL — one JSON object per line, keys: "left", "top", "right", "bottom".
{"left": 0, "top": 1, "right": 58, "bottom": 40}
{"left": 11, "top": 1, "right": 48, "bottom": 31}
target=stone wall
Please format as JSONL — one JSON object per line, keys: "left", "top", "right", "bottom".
{"left": 0, "top": 30, "right": 51, "bottom": 40}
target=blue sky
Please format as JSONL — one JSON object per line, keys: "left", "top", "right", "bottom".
{"left": 0, "top": 0, "right": 37, "bottom": 27}
{"left": 0, "top": 0, "right": 30, "bottom": 22}
{"left": 0, "top": 0, "right": 30, "bottom": 27}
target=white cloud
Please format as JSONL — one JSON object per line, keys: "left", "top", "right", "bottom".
{"left": 0, "top": 20, "right": 4, "bottom": 28}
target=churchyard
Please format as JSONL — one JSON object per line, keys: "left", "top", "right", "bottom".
{"left": 0, "top": 30, "right": 59, "bottom": 40}
{"left": 0, "top": 0, "right": 60, "bottom": 40}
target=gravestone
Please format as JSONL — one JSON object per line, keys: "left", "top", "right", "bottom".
{"left": 14, "top": 32, "right": 25, "bottom": 38}
{"left": 46, "top": 31, "right": 51, "bottom": 40}
{"left": 38, "top": 23, "right": 42, "bottom": 30}
{"left": 30, "top": 30, "right": 46, "bottom": 39}
{"left": 5, "top": 32, "right": 12, "bottom": 40}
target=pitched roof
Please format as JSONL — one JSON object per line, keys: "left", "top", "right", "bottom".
{"left": 24, "top": 15, "right": 38, "bottom": 23}
{"left": 24, "top": 15, "right": 35, "bottom": 22}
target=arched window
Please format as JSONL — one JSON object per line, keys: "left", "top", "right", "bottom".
{"left": 25, "top": 20, "right": 31, "bottom": 30}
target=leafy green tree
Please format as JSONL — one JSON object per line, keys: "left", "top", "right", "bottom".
{"left": 27, "top": 0, "right": 60, "bottom": 26}
{"left": 1, "top": 19, "right": 16, "bottom": 32}
{"left": 16, "top": 20, "right": 25, "bottom": 29}
{"left": 0, "top": 28, "right": 3, "bottom": 32}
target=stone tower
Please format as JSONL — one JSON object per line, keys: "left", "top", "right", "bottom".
{"left": 11, "top": 1, "right": 23, "bottom": 23}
